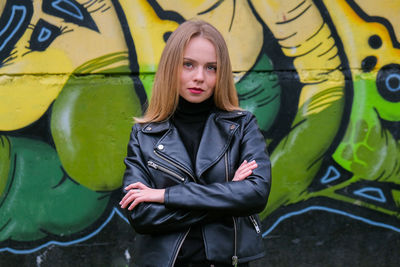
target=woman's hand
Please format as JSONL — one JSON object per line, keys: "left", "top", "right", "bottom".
{"left": 120, "top": 160, "right": 256, "bottom": 210}
{"left": 120, "top": 182, "right": 165, "bottom": 211}
{"left": 232, "top": 160, "right": 258, "bottom": 181}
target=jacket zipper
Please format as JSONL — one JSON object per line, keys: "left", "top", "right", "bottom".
{"left": 224, "top": 153, "right": 229, "bottom": 182}
{"left": 154, "top": 150, "right": 198, "bottom": 183}
{"left": 249, "top": 215, "right": 261, "bottom": 234}
{"left": 147, "top": 160, "right": 185, "bottom": 182}
{"left": 171, "top": 228, "right": 191, "bottom": 267}
{"left": 225, "top": 153, "right": 238, "bottom": 266}
{"left": 154, "top": 149, "right": 196, "bottom": 266}
{"left": 232, "top": 218, "right": 238, "bottom": 266}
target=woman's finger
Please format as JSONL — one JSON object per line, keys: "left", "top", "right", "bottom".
{"left": 121, "top": 192, "right": 139, "bottom": 208}
{"left": 243, "top": 162, "right": 258, "bottom": 172}
{"left": 121, "top": 186, "right": 165, "bottom": 208}
{"left": 128, "top": 196, "right": 145, "bottom": 210}
{"left": 238, "top": 160, "right": 256, "bottom": 171}
{"left": 125, "top": 182, "right": 148, "bottom": 191}
{"left": 120, "top": 191, "right": 133, "bottom": 204}
{"left": 233, "top": 160, "right": 258, "bottom": 181}
{"left": 120, "top": 189, "right": 138, "bottom": 203}
{"left": 124, "top": 183, "right": 138, "bottom": 191}
{"left": 238, "top": 163, "right": 257, "bottom": 175}
{"left": 238, "top": 170, "right": 253, "bottom": 180}
{"left": 120, "top": 195, "right": 133, "bottom": 208}
{"left": 120, "top": 189, "right": 143, "bottom": 208}
{"left": 239, "top": 160, "right": 247, "bottom": 168}
{"left": 124, "top": 183, "right": 139, "bottom": 191}
{"left": 127, "top": 199, "right": 138, "bottom": 211}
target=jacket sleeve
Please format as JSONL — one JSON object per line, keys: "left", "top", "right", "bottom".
{"left": 164, "top": 113, "right": 271, "bottom": 216}
{"left": 123, "top": 125, "right": 219, "bottom": 234}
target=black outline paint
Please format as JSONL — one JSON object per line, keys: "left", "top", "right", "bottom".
{"left": 110, "top": 0, "right": 147, "bottom": 111}
{"left": 345, "top": 0, "right": 400, "bottom": 48}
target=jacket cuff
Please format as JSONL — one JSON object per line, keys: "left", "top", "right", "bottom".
{"left": 164, "top": 187, "right": 171, "bottom": 206}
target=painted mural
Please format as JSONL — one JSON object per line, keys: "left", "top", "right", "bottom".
{"left": 0, "top": 0, "right": 399, "bottom": 264}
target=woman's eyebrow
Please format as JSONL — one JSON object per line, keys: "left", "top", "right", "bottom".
{"left": 183, "top": 57, "right": 217, "bottom": 64}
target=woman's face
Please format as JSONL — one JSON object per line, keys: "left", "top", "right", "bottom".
{"left": 179, "top": 36, "right": 217, "bottom": 103}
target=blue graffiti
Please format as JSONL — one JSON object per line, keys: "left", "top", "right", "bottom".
{"left": 320, "top": 165, "right": 341, "bottom": 184}
{"left": 262, "top": 206, "right": 400, "bottom": 238}
{"left": 386, "top": 73, "right": 400, "bottom": 92}
{"left": 353, "top": 187, "right": 387, "bottom": 203}
{"left": 38, "top": 27, "right": 52, "bottom": 43}
{"left": 52, "top": 0, "right": 84, "bottom": 21}
{"left": 0, "top": 5, "right": 26, "bottom": 51}
{"left": 0, "top": 208, "right": 128, "bottom": 254}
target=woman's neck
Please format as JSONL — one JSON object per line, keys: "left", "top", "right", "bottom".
{"left": 174, "top": 96, "right": 215, "bottom": 122}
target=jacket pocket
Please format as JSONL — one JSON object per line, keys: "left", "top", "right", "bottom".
{"left": 236, "top": 216, "right": 265, "bottom": 262}
{"left": 248, "top": 215, "right": 261, "bottom": 234}
{"left": 147, "top": 160, "right": 186, "bottom": 184}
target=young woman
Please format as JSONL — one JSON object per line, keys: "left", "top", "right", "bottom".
{"left": 120, "top": 20, "right": 271, "bottom": 267}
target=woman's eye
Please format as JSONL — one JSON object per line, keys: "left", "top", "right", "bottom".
{"left": 183, "top": 62, "right": 193, "bottom": 68}
{"left": 207, "top": 65, "right": 217, "bottom": 72}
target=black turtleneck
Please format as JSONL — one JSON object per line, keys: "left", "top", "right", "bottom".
{"left": 172, "top": 96, "right": 215, "bottom": 265}
{"left": 172, "top": 96, "right": 215, "bottom": 167}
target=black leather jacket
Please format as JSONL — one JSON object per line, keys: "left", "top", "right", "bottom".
{"left": 123, "top": 109, "right": 271, "bottom": 267}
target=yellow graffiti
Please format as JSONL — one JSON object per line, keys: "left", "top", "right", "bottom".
{"left": 326, "top": 0, "right": 400, "bottom": 120}
{"left": 0, "top": 0, "right": 128, "bottom": 130}
{"left": 120, "top": 0, "right": 179, "bottom": 73}
{"left": 325, "top": 0, "right": 400, "bottom": 76}
{"left": 251, "top": 0, "right": 344, "bottom": 116}
{"left": 354, "top": 0, "right": 400, "bottom": 43}
{"left": 0, "top": 73, "right": 67, "bottom": 131}
{"left": 250, "top": 0, "right": 346, "bottom": 217}
{"left": 1, "top": 0, "right": 400, "bottom": 252}
{"left": 157, "top": 0, "right": 263, "bottom": 72}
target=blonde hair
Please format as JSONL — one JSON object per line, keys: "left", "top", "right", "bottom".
{"left": 135, "top": 20, "right": 240, "bottom": 123}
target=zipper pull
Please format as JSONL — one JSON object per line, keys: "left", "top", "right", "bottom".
{"left": 250, "top": 216, "right": 261, "bottom": 233}
{"left": 232, "top": 255, "right": 238, "bottom": 266}
{"left": 147, "top": 161, "right": 157, "bottom": 169}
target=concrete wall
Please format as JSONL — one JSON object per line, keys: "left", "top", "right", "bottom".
{"left": 1, "top": 0, "right": 399, "bottom": 266}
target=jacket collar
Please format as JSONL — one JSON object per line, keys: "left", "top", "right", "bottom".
{"left": 142, "top": 110, "right": 246, "bottom": 179}
{"left": 141, "top": 120, "right": 170, "bottom": 134}
{"left": 141, "top": 110, "right": 245, "bottom": 133}
{"left": 195, "top": 110, "right": 245, "bottom": 177}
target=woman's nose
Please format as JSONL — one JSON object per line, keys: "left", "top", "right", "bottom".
{"left": 193, "top": 68, "right": 204, "bottom": 82}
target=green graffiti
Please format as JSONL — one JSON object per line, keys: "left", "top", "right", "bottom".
{"left": 260, "top": 84, "right": 345, "bottom": 218}
{"left": 51, "top": 52, "right": 142, "bottom": 191}
{"left": 0, "top": 136, "right": 11, "bottom": 197}
{"left": 139, "top": 73, "right": 156, "bottom": 99}
{"left": 236, "top": 53, "right": 281, "bottom": 132}
{"left": 261, "top": 71, "right": 400, "bottom": 221}
{"left": 0, "top": 137, "right": 109, "bottom": 242}
{"left": 1, "top": 0, "right": 400, "bottom": 254}
{"left": 329, "top": 74, "right": 400, "bottom": 217}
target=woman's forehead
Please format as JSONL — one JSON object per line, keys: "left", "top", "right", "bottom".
{"left": 183, "top": 37, "right": 217, "bottom": 61}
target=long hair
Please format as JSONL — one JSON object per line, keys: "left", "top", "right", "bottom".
{"left": 135, "top": 20, "right": 240, "bottom": 123}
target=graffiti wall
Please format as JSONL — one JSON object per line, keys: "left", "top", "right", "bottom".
{"left": 1, "top": 0, "right": 399, "bottom": 266}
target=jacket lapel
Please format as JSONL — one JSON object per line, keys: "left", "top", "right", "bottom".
{"left": 195, "top": 112, "right": 242, "bottom": 178}
{"left": 143, "top": 110, "right": 245, "bottom": 180}
{"left": 147, "top": 121, "right": 194, "bottom": 177}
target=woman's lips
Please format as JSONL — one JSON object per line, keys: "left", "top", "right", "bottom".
{"left": 188, "top": 88, "right": 204, "bottom": 94}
